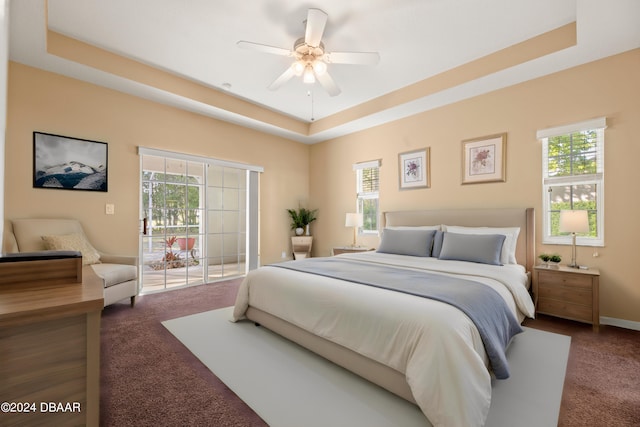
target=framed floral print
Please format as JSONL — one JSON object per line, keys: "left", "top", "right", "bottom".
{"left": 461, "top": 133, "right": 506, "bottom": 184}
{"left": 398, "top": 148, "right": 430, "bottom": 190}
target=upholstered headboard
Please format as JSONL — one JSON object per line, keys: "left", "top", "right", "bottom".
{"left": 383, "top": 208, "right": 535, "bottom": 272}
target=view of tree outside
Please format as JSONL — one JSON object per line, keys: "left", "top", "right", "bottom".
{"left": 142, "top": 171, "right": 202, "bottom": 236}
{"left": 359, "top": 198, "right": 378, "bottom": 232}
{"left": 546, "top": 130, "right": 599, "bottom": 238}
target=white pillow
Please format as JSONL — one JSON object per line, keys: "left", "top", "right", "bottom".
{"left": 41, "top": 233, "right": 101, "bottom": 265}
{"left": 386, "top": 225, "right": 441, "bottom": 231}
{"left": 443, "top": 226, "right": 520, "bottom": 264}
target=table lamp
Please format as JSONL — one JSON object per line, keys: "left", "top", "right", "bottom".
{"left": 345, "top": 213, "right": 363, "bottom": 247}
{"left": 559, "top": 210, "right": 589, "bottom": 268}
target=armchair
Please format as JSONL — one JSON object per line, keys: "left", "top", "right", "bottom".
{"left": 3, "top": 218, "right": 138, "bottom": 307}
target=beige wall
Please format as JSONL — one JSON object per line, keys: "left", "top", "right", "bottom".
{"left": 310, "top": 49, "right": 640, "bottom": 324}
{"left": 5, "top": 48, "right": 640, "bottom": 324}
{"left": 5, "top": 62, "right": 309, "bottom": 264}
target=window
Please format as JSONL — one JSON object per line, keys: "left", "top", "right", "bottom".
{"left": 354, "top": 160, "right": 380, "bottom": 234}
{"left": 537, "top": 117, "right": 606, "bottom": 246}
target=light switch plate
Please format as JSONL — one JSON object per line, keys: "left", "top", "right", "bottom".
{"left": 105, "top": 203, "right": 115, "bottom": 215}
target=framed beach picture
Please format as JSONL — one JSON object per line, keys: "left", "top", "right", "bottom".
{"left": 398, "top": 147, "right": 430, "bottom": 190}
{"left": 33, "top": 132, "right": 108, "bottom": 192}
{"left": 461, "top": 133, "right": 506, "bottom": 184}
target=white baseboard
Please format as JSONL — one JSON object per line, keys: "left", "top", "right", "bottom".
{"left": 600, "top": 316, "right": 640, "bottom": 331}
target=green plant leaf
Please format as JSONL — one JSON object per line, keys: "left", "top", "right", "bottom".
{"left": 287, "top": 208, "right": 318, "bottom": 229}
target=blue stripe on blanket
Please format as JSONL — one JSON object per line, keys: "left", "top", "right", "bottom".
{"left": 271, "top": 257, "right": 522, "bottom": 379}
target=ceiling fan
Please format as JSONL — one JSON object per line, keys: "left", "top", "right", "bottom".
{"left": 237, "top": 8, "right": 380, "bottom": 97}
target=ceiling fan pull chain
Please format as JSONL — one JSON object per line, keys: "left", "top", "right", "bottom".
{"left": 308, "top": 90, "right": 315, "bottom": 122}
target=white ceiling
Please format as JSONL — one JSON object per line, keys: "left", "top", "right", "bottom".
{"left": 7, "top": 0, "right": 640, "bottom": 143}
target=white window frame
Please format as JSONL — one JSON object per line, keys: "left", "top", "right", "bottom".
{"left": 354, "top": 160, "right": 380, "bottom": 235}
{"left": 537, "top": 117, "right": 606, "bottom": 247}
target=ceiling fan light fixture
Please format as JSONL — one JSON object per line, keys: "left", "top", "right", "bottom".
{"left": 238, "top": 8, "right": 378, "bottom": 96}
{"left": 291, "top": 60, "right": 305, "bottom": 76}
{"left": 303, "top": 65, "right": 316, "bottom": 84}
{"left": 312, "top": 60, "right": 327, "bottom": 76}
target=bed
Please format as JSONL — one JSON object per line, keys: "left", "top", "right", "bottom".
{"left": 232, "top": 208, "right": 536, "bottom": 426}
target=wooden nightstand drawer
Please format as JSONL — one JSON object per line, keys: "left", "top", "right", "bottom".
{"left": 537, "top": 298, "right": 593, "bottom": 323}
{"left": 538, "top": 270, "right": 592, "bottom": 288}
{"left": 538, "top": 283, "right": 592, "bottom": 306}
{"left": 533, "top": 265, "right": 600, "bottom": 330}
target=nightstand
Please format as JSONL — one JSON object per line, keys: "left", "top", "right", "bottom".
{"left": 332, "top": 246, "right": 373, "bottom": 256}
{"left": 533, "top": 265, "right": 600, "bottom": 331}
{"left": 291, "top": 236, "right": 313, "bottom": 260}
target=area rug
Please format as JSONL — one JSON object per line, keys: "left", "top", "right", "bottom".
{"left": 163, "top": 307, "right": 570, "bottom": 427}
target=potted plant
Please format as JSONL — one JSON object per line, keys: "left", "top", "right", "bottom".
{"left": 162, "top": 236, "right": 182, "bottom": 268}
{"left": 548, "top": 254, "right": 562, "bottom": 267}
{"left": 538, "top": 253, "right": 561, "bottom": 268}
{"left": 176, "top": 237, "right": 196, "bottom": 251}
{"left": 287, "top": 208, "right": 318, "bottom": 236}
{"left": 538, "top": 253, "right": 551, "bottom": 264}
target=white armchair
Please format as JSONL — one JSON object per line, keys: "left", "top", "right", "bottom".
{"left": 3, "top": 218, "right": 138, "bottom": 307}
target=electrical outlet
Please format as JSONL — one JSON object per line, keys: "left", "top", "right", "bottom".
{"left": 105, "top": 204, "right": 115, "bottom": 215}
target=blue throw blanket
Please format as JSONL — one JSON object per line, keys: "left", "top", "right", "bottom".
{"left": 272, "top": 257, "right": 522, "bottom": 379}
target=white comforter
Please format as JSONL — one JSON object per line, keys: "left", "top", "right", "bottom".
{"left": 232, "top": 252, "right": 535, "bottom": 427}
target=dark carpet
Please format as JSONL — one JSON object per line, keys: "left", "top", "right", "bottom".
{"left": 100, "top": 279, "right": 640, "bottom": 426}
{"left": 523, "top": 315, "right": 640, "bottom": 427}
{"left": 100, "top": 279, "right": 267, "bottom": 427}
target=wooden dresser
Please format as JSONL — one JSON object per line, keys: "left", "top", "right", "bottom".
{"left": 533, "top": 265, "right": 600, "bottom": 331}
{"left": 0, "top": 252, "right": 104, "bottom": 426}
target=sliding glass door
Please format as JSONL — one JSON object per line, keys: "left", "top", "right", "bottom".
{"left": 139, "top": 148, "right": 261, "bottom": 293}
{"left": 206, "top": 165, "right": 246, "bottom": 280}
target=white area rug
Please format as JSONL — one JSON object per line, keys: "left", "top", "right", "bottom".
{"left": 163, "top": 307, "right": 570, "bottom": 427}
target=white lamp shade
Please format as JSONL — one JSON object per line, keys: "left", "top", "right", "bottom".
{"left": 559, "top": 210, "right": 589, "bottom": 233}
{"left": 345, "top": 213, "right": 363, "bottom": 227}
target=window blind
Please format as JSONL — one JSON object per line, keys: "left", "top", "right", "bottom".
{"left": 359, "top": 167, "right": 379, "bottom": 194}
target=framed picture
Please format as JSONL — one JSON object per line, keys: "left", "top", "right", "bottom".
{"left": 398, "top": 148, "right": 430, "bottom": 190}
{"left": 33, "top": 132, "right": 108, "bottom": 192}
{"left": 461, "top": 133, "right": 506, "bottom": 184}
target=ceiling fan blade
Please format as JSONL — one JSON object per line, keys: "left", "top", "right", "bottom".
{"left": 304, "top": 8, "right": 328, "bottom": 47}
{"left": 268, "top": 67, "right": 296, "bottom": 91}
{"left": 237, "top": 41, "right": 292, "bottom": 57}
{"left": 325, "top": 51, "right": 380, "bottom": 65}
{"left": 316, "top": 71, "right": 341, "bottom": 97}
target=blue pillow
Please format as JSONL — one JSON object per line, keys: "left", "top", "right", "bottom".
{"left": 377, "top": 229, "right": 436, "bottom": 257}
{"left": 438, "top": 232, "right": 506, "bottom": 265}
{"left": 432, "top": 230, "right": 444, "bottom": 258}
